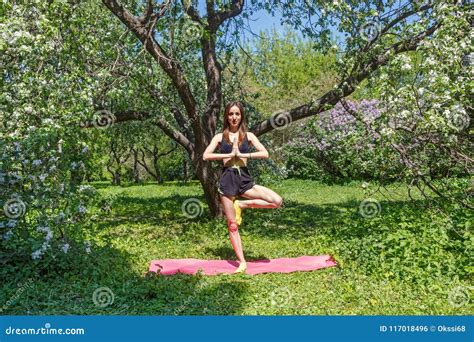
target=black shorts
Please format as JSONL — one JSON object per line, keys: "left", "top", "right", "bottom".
{"left": 218, "top": 166, "right": 255, "bottom": 197}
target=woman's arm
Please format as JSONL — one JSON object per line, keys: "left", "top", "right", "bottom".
{"left": 202, "top": 134, "right": 234, "bottom": 161}
{"left": 237, "top": 132, "right": 269, "bottom": 159}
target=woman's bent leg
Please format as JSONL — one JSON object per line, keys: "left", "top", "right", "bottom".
{"left": 239, "top": 184, "right": 283, "bottom": 209}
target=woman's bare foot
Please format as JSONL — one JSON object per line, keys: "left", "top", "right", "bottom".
{"left": 234, "top": 261, "right": 247, "bottom": 274}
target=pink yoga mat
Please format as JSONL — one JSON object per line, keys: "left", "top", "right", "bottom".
{"left": 149, "top": 255, "right": 337, "bottom": 276}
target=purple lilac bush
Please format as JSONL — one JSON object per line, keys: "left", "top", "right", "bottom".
{"left": 285, "top": 99, "right": 400, "bottom": 182}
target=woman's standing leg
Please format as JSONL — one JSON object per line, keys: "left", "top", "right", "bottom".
{"left": 220, "top": 194, "right": 246, "bottom": 271}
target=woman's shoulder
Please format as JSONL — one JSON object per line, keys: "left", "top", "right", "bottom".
{"left": 214, "top": 133, "right": 223, "bottom": 141}
{"left": 245, "top": 131, "right": 255, "bottom": 146}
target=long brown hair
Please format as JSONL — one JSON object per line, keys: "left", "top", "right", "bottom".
{"left": 222, "top": 101, "right": 248, "bottom": 145}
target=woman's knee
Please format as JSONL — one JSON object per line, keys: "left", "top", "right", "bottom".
{"left": 273, "top": 195, "right": 283, "bottom": 208}
{"left": 227, "top": 219, "right": 239, "bottom": 232}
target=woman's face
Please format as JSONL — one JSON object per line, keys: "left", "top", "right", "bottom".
{"left": 227, "top": 105, "right": 241, "bottom": 130}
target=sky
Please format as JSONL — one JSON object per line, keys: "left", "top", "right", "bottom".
{"left": 191, "top": 1, "right": 346, "bottom": 49}
{"left": 243, "top": 8, "right": 289, "bottom": 36}
{"left": 190, "top": 1, "right": 421, "bottom": 48}
{"left": 194, "top": 1, "right": 311, "bottom": 39}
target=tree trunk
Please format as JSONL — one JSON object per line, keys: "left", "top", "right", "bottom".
{"left": 194, "top": 159, "right": 223, "bottom": 218}
{"left": 132, "top": 147, "right": 141, "bottom": 183}
{"left": 113, "top": 170, "right": 121, "bottom": 185}
{"left": 151, "top": 146, "right": 164, "bottom": 184}
{"left": 70, "top": 169, "right": 83, "bottom": 187}
{"left": 183, "top": 157, "right": 189, "bottom": 180}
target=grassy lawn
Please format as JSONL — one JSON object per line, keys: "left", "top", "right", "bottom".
{"left": 1, "top": 179, "right": 472, "bottom": 315}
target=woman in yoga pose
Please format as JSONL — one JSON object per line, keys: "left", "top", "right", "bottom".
{"left": 202, "top": 101, "right": 283, "bottom": 273}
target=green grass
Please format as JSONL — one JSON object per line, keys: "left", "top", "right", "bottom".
{"left": 1, "top": 179, "right": 472, "bottom": 315}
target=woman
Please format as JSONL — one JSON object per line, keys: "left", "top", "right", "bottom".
{"left": 202, "top": 101, "right": 283, "bottom": 273}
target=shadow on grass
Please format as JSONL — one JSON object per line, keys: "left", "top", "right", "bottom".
{"left": 98, "top": 194, "right": 213, "bottom": 220}
{"left": 95, "top": 191, "right": 435, "bottom": 242}
{"left": 89, "top": 180, "right": 201, "bottom": 190}
{"left": 239, "top": 197, "right": 439, "bottom": 240}
{"left": 1, "top": 242, "right": 248, "bottom": 315}
{"left": 204, "top": 246, "right": 270, "bottom": 261}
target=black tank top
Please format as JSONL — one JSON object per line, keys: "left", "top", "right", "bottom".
{"left": 219, "top": 133, "right": 250, "bottom": 153}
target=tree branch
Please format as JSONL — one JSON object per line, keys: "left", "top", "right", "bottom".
{"left": 102, "top": 0, "right": 204, "bottom": 148}
{"left": 209, "top": 0, "right": 245, "bottom": 31}
{"left": 182, "top": 0, "right": 203, "bottom": 23}
{"left": 361, "top": 2, "right": 434, "bottom": 53}
{"left": 82, "top": 109, "right": 194, "bottom": 155}
{"left": 250, "top": 21, "right": 442, "bottom": 136}
{"left": 154, "top": 116, "right": 195, "bottom": 155}
{"left": 144, "top": 84, "right": 194, "bottom": 141}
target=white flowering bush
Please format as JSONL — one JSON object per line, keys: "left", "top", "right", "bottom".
{"left": 367, "top": 2, "right": 472, "bottom": 202}
{"left": 0, "top": 1, "right": 112, "bottom": 260}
